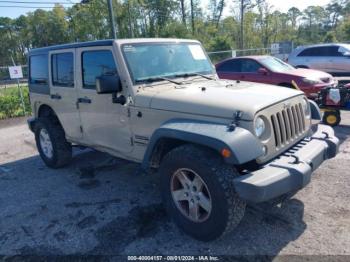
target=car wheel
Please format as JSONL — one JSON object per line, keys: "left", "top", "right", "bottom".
{"left": 35, "top": 118, "right": 72, "bottom": 168}
{"left": 322, "top": 111, "right": 341, "bottom": 127}
{"left": 159, "top": 144, "right": 246, "bottom": 241}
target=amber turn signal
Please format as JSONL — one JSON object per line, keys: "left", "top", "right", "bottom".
{"left": 221, "top": 148, "right": 231, "bottom": 158}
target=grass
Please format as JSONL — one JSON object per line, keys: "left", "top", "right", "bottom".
{"left": 0, "top": 85, "right": 31, "bottom": 119}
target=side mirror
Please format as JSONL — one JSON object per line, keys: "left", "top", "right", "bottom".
{"left": 258, "top": 67, "right": 268, "bottom": 75}
{"left": 96, "top": 75, "right": 122, "bottom": 94}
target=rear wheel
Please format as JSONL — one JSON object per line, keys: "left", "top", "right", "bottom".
{"left": 159, "top": 144, "right": 246, "bottom": 241}
{"left": 322, "top": 111, "right": 341, "bottom": 127}
{"left": 35, "top": 118, "right": 72, "bottom": 168}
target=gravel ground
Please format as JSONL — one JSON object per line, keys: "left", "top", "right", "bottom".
{"left": 0, "top": 114, "right": 349, "bottom": 258}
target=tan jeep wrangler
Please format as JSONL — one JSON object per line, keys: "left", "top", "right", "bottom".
{"left": 27, "top": 38, "right": 339, "bottom": 241}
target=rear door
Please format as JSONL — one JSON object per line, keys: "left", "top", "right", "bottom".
{"left": 49, "top": 49, "right": 82, "bottom": 140}
{"left": 76, "top": 46, "right": 133, "bottom": 154}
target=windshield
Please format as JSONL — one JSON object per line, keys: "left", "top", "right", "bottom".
{"left": 259, "top": 57, "right": 294, "bottom": 73}
{"left": 122, "top": 42, "right": 214, "bottom": 83}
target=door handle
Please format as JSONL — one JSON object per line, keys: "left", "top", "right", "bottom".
{"left": 77, "top": 97, "right": 92, "bottom": 104}
{"left": 50, "top": 94, "right": 61, "bottom": 100}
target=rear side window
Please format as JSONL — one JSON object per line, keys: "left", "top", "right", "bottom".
{"left": 217, "top": 60, "right": 241, "bottom": 72}
{"left": 51, "top": 52, "right": 74, "bottom": 87}
{"left": 29, "top": 54, "right": 48, "bottom": 85}
{"left": 82, "top": 50, "right": 117, "bottom": 89}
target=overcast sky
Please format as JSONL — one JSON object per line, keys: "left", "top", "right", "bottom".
{"left": 0, "top": 0, "right": 333, "bottom": 19}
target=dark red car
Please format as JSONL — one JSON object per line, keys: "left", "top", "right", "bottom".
{"left": 216, "top": 56, "right": 338, "bottom": 99}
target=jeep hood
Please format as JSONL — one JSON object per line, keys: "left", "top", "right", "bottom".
{"left": 143, "top": 80, "right": 304, "bottom": 120}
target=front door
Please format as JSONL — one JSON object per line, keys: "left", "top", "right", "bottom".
{"left": 76, "top": 46, "right": 133, "bottom": 155}
{"left": 49, "top": 49, "right": 82, "bottom": 141}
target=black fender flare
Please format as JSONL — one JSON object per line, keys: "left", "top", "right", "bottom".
{"left": 309, "top": 99, "right": 321, "bottom": 120}
{"left": 141, "top": 119, "right": 264, "bottom": 170}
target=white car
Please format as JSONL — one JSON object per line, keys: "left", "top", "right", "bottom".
{"left": 288, "top": 43, "right": 350, "bottom": 76}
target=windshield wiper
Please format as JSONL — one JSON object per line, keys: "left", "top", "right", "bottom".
{"left": 135, "top": 76, "right": 182, "bottom": 85}
{"left": 174, "top": 73, "right": 215, "bottom": 80}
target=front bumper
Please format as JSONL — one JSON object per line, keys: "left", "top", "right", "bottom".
{"left": 233, "top": 124, "right": 339, "bottom": 203}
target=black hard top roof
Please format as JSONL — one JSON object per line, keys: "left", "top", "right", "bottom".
{"left": 29, "top": 39, "right": 114, "bottom": 55}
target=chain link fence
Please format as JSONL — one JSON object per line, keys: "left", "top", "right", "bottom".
{"left": 207, "top": 48, "right": 276, "bottom": 64}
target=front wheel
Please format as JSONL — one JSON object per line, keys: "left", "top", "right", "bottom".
{"left": 159, "top": 144, "right": 246, "bottom": 241}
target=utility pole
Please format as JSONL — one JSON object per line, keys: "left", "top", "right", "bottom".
{"left": 107, "top": 0, "right": 117, "bottom": 39}
{"left": 190, "top": 0, "right": 195, "bottom": 33}
{"left": 240, "top": 0, "right": 244, "bottom": 49}
{"left": 81, "top": 0, "right": 117, "bottom": 39}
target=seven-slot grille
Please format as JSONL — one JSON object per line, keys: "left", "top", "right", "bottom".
{"left": 270, "top": 103, "right": 306, "bottom": 149}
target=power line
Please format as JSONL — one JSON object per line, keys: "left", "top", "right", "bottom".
{"left": 0, "top": 5, "right": 71, "bottom": 8}
{"left": 0, "top": 1, "right": 76, "bottom": 3}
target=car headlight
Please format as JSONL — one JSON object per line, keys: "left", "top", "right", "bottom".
{"left": 254, "top": 116, "right": 266, "bottom": 138}
{"left": 302, "top": 77, "right": 321, "bottom": 85}
{"left": 302, "top": 97, "right": 310, "bottom": 117}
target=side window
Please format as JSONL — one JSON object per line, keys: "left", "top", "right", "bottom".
{"left": 217, "top": 60, "right": 241, "bottom": 72}
{"left": 299, "top": 47, "right": 336, "bottom": 57}
{"left": 82, "top": 50, "right": 117, "bottom": 89}
{"left": 51, "top": 52, "right": 74, "bottom": 87}
{"left": 240, "top": 59, "right": 261, "bottom": 72}
{"left": 29, "top": 54, "right": 48, "bottom": 85}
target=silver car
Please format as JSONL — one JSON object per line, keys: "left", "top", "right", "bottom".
{"left": 288, "top": 43, "right": 350, "bottom": 76}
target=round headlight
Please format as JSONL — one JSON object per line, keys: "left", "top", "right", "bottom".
{"left": 254, "top": 116, "right": 266, "bottom": 138}
{"left": 302, "top": 98, "right": 310, "bottom": 117}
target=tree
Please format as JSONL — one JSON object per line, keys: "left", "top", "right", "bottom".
{"left": 323, "top": 31, "right": 337, "bottom": 42}
{"left": 287, "top": 7, "right": 302, "bottom": 29}
{"left": 179, "top": 0, "right": 186, "bottom": 25}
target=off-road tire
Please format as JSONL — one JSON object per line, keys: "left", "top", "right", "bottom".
{"left": 34, "top": 117, "right": 72, "bottom": 168}
{"left": 159, "top": 144, "right": 246, "bottom": 241}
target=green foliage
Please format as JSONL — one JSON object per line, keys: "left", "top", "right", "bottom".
{"left": 0, "top": 86, "right": 31, "bottom": 119}
{"left": 323, "top": 31, "right": 337, "bottom": 43}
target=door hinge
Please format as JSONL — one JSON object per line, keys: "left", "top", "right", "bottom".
{"left": 130, "top": 136, "right": 134, "bottom": 146}
{"left": 80, "top": 125, "right": 83, "bottom": 133}
{"left": 127, "top": 107, "right": 131, "bottom": 118}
